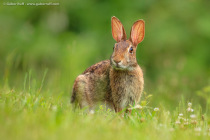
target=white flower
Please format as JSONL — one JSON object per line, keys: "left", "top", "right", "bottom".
{"left": 194, "top": 127, "right": 201, "bottom": 132}
{"left": 190, "top": 114, "right": 196, "bottom": 119}
{"left": 89, "top": 110, "right": 95, "bottom": 114}
{"left": 127, "top": 105, "right": 142, "bottom": 110}
{"left": 184, "top": 122, "right": 189, "bottom": 125}
{"left": 175, "top": 120, "right": 181, "bottom": 124}
{"left": 154, "top": 107, "right": 159, "bottom": 112}
{"left": 191, "top": 109, "right": 194, "bottom": 112}
{"left": 52, "top": 105, "right": 57, "bottom": 111}
{"left": 134, "top": 105, "right": 143, "bottom": 109}
{"left": 179, "top": 113, "right": 183, "bottom": 117}
{"left": 188, "top": 102, "right": 192, "bottom": 107}
{"left": 187, "top": 107, "right": 191, "bottom": 112}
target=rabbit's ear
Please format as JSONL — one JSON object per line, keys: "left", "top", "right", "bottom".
{"left": 130, "top": 20, "right": 145, "bottom": 46}
{"left": 111, "top": 16, "right": 127, "bottom": 42}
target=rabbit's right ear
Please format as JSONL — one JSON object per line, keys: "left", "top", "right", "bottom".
{"left": 111, "top": 16, "right": 127, "bottom": 42}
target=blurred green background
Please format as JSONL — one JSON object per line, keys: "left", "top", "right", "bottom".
{"left": 0, "top": 0, "right": 210, "bottom": 110}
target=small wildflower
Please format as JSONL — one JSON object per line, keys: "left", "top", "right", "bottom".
{"left": 175, "top": 120, "right": 181, "bottom": 124}
{"left": 169, "top": 128, "right": 175, "bottom": 132}
{"left": 194, "top": 127, "right": 201, "bottom": 132}
{"left": 184, "top": 122, "right": 189, "bottom": 125}
{"left": 191, "top": 120, "right": 197, "bottom": 125}
{"left": 191, "top": 109, "right": 194, "bottom": 112}
{"left": 190, "top": 114, "right": 196, "bottom": 119}
{"left": 179, "top": 113, "right": 183, "bottom": 117}
{"left": 134, "top": 105, "right": 143, "bottom": 109}
{"left": 127, "top": 105, "right": 142, "bottom": 111}
{"left": 89, "top": 110, "right": 95, "bottom": 114}
{"left": 183, "top": 118, "right": 188, "bottom": 122}
{"left": 188, "top": 102, "right": 192, "bottom": 107}
{"left": 187, "top": 107, "right": 191, "bottom": 112}
{"left": 154, "top": 107, "right": 159, "bottom": 112}
{"left": 195, "top": 133, "right": 201, "bottom": 136}
{"left": 52, "top": 105, "right": 57, "bottom": 111}
{"left": 159, "top": 124, "right": 163, "bottom": 127}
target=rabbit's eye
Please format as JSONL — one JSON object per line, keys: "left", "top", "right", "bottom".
{"left": 129, "top": 47, "right": 133, "bottom": 53}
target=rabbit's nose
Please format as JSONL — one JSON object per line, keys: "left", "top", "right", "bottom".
{"left": 114, "top": 60, "right": 121, "bottom": 64}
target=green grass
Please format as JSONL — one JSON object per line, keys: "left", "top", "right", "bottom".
{"left": 1, "top": 0, "right": 210, "bottom": 139}
{"left": 0, "top": 82, "right": 209, "bottom": 140}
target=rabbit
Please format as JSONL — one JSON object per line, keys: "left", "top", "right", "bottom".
{"left": 71, "top": 16, "right": 145, "bottom": 113}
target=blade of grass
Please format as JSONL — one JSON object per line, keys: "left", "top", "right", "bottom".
{"left": 38, "top": 69, "right": 48, "bottom": 93}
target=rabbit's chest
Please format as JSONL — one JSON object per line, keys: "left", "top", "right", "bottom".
{"left": 118, "top": 78, "right": 141, "bottom": 107}
{"left": 110, "top": 72, "right": 143, "bottom": 108}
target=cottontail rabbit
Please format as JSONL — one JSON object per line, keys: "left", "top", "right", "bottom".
{"left": 71, "top": 16, "right": 145, "bottom": 112}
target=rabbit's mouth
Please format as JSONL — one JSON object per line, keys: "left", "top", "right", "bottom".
{"left": 113, "top": 65, "right": 125, "bottom": 70}
{"left": 111, "top": 59, "right": 127, "bottom": 70}
{"left": 113, "top": 65, "right": 126, "bottom": 70}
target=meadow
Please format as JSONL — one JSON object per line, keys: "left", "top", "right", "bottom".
{"left": 0, "top": 0, "right": 210, "bottom": 139}
{"left": 0, "top": 77, "right": 210, "bottom": 140}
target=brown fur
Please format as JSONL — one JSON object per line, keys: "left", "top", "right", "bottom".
{"left": 110, "top": 66, "right": 144, "bottom": 112}
{"left": 71, "top": 16, "right": 145, "bottom": 112}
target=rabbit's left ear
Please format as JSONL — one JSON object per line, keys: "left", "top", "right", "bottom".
{"left": 111, "top": 16, "right": 127, "bottom": 42}
{"left": 130, "top": 20, "right": 145, "bottom": 46}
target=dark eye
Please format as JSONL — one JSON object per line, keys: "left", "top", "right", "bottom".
{"left": 129, "top": 47, "right": 133, "bottom": 53}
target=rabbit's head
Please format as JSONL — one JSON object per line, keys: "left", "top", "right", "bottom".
{"left": 110, "top": 16, "right": 145, "bottom": 70}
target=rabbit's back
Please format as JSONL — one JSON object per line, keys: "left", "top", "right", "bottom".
{"left": 71, "top": 60, "right": 113, "bottom": 110}
{"left": 83, "top": 60, "right": 110, "bottom": 75}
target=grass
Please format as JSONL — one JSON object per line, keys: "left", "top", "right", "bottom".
{"left": 0, "top": 73, "right": 209, "bottom": 140}
{"left": 1, "top": 0, "right": 210, "bottom": 139}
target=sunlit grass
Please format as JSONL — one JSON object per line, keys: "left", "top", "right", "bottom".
{"left": 0, "top": 80, "right": 209, "bottom": 140}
